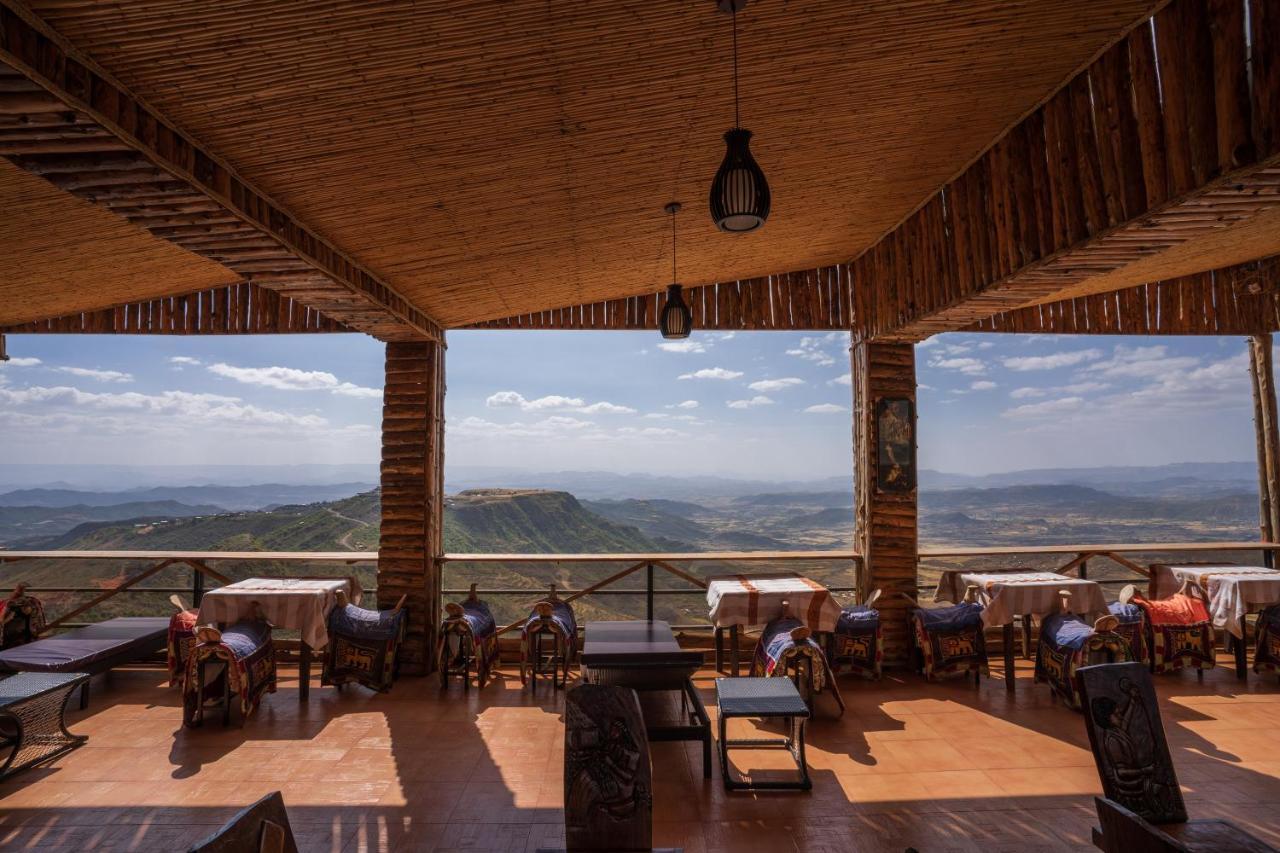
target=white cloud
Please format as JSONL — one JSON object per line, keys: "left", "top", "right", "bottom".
{"left": 169, "top": 356, "right": 201, "bottom": 366}
{"left": 1002, "top": 396, "right": 1086, "bottom": 418}
{"left": 727, "top": 395, "right": 774, "bottom": 409}
{"left": 830, "top": 373, "right": 852, "bottom": 386}
{"left": 748, "top": 377, "right": 805, "bottom": 393}
{"left": 3, "top": 357, "right": 42, "bottom": 367}
{"left": 916, "top": 338, "right": 939, "bottom": 349}
{"left": 485, "top": 390, "right": 635, "bottom": 415}
{"left": 803, "top": 403, "right": 847, "bottom": 414}
{"left": 1009, "top": 387, "right": 1045, "bottom": 399}
{"left": 657, "top": 340, "right": 707, "bottom": 354}
{"left": 1058, "top": 381, "right": 1111, "bottom": 395}
{"left": 670, "top": 400, "right": 699, "bottom": 409}
{"left": 1085, "top": 345, "right": 1198, "bottom": 380}
{"left": 207, "top": 363, "right": 381, "bottom": 398}
{"left": 678, "top": 367, "right": 743, "bottom": 381}
{"left": 0, "top": 384, "right": 327, "bottom": 429}
{"left": 1002, "top": 349, "right": 1102, "bottom": 371}
{"left": 930, "top": 357, "right": 987, "bottom": 375}
{"left": 785, "top": 334, "right": 844, "bottom": 367}
{"left": 970, "top": 380, "right": 997, "bottom": 391}
{"left": 55, "top": 366, "right": 133, "bottom": 383}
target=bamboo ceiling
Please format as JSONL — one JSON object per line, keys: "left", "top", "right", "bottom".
{"left": 0, "top": 158, "right": 237, "bottom": 325}
{"left": 9, "top": 0, "right": 1163, "bottom": 328}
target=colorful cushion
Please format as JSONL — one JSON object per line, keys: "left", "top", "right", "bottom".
{"left": 832, "top": 604, "right": 881, "bottom": 679}
{"left": 911, "top": 603, "right": 988, "bottom": 681}
{"left": 322, "top": 603, "right": 407, "bottom": 693}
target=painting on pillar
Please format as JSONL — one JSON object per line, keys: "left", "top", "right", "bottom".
{"left": 875, "top": 397, "right": 915, "bottom": 494}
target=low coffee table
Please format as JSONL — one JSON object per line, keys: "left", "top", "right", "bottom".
{"left": 716, "top": 676, "right": 811, "bottom": 792}
{"left": 0, "top": 671, "right": 89, "bottom": 780}
{"left": 579, "top": 620, "right": 711, "bottom": 779}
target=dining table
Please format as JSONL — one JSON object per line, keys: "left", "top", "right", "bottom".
{"left": 1150, "top": 563, "right": 1280, "bottom": 678}
{"left": 705, "top": 572, "right": 841, "bottom": 676}
{"left": 196, "top": 576, "right": 361, "bottom": 701}
{"left": 935, "top": 569, "right": 1108, "bottom": 692}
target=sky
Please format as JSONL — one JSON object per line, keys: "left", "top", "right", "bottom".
{"left": 0, "top": 329, "right": 1261, "bottom": 480}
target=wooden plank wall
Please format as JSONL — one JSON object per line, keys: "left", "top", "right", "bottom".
{"left": 0, "top": 282, "right": 350, "bottom": 334}
{"left": 847, "top": 0, "right": 1280, "bottom": 342}
{"left": 0, "top": 9, "right": 439, "bottom": 341}
{"left": 467, "top": 267, "right": 851, "bottom": 332}
{"left": 378, "top": 339, "right": 446, "bottom": 675}
{"left": 965, "top": 259, "right": 1280, "bottom": 335}
{"left": 853, "top": 342, "right": 918, "bottom": 666}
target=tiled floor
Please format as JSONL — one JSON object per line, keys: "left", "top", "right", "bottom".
{"left": 1, "top": 657, "right": 1278, "bottom": 852}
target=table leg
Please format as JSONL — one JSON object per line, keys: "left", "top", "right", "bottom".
{"left": 715, "top": 627, "right": 724, "bottom": 674}
{"left": 1233, "top": 630, "right": 1248, "bottom": 681}
{"left": 730, "top": 625, "right": 740, "bottom": 677}
{"left": 299, "top": 643, "right": 311, "bottom": 702}
{"left": 1003, "top": 623, "right": 1015, "bottom": 693}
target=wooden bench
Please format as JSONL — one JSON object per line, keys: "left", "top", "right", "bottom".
{"left": 0, "top": 617, "right": 168, "bottom": 709}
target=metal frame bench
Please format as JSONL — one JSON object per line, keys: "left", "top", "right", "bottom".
{"left": 715, "top": 676, "right": 811, "bottom": 792}
{"left": 0, "top": 617, "right": 169, "bottom": 709}
{"left": 0, "top": 671, "right": 88, "bottom": 780}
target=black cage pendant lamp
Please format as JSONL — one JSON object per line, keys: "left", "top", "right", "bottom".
{"left": 709, "top": 0, "right": 770, "bottom": 233}
{"left": 659, "top": 202, "right": 692, "bottom": 340}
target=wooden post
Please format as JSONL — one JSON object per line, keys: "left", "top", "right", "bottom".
{"left": 378, "top": 337, "right": 446, "bottom": 675}
{"left": 1249, "top": 333, "right": 1280, "bottom": 545}
{"left": 853, "top": 341, "right": 918, "bottom": 667}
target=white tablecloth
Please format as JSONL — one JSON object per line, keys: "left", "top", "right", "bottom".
{"left": 197, "top": 577, "right": 362, "bottom": 650}
{"left": 1151, "top": 564, "right": 1280, "bottom": 638}
{"left": 706, "top": 572, "right": 841, "bottom": 631}
{"left": 936, "top": 570, "right": 1107, "bottom": 628}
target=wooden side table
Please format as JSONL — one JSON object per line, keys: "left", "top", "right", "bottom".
{"left": 715, "top": 676, "right": 811, "bottom": 792}
{"left": 0, "top": 671, "right": 88, "bottom": 779}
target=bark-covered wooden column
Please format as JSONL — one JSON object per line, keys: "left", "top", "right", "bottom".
{"left": 379, "top": 337, "right": 446, "bottom": 675}
{"left": 852, "top": 341, "right": 918, "bottom": 666}
{"left": 1249, "top": 334, "right": 1280, "bottom": 548}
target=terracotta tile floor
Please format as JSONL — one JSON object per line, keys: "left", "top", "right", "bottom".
{"left": 1, "top": 656, "right": 1278, "bottom": 852}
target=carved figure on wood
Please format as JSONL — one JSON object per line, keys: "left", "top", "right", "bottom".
{"left": 563, "top": 684, "right": 652, "bottom": 852}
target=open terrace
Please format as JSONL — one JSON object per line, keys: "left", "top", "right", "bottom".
{"left": 5, "top": 0, "right": 1280, "bottom": 849}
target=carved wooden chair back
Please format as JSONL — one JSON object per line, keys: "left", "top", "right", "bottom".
{"left": 188, "top": 790, "right": 298, "bottom": 853}
{"left": 1077, "top": 662, "right": 1187, "bottom": 825}
{"left": 563, "top": 684, "right": 651, "bottom": 852}
{"left": 1093, "top": 797, "right": 1190, "bottom": 853}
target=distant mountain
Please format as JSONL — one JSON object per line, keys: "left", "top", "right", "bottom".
{"left": 444, "top": 490, "right": 657, "bottom": 554}
{"left": 582, "top": 499, "right": 713, "bottom": 547}
{"left": 0, "top": 501, "right": 225, "bottom": 546}
{"left": 0, "top": 463, "right": 377, "bottom": 492}
{"left": 733, "top": 491, "right": 854, "bottom": 508}
{"left": 0, "top": 483, "right": 375, "bottom": 512}
{"left": 446, "top": 466, "right": 853, "bottom": 502}
{"left": 920, "top": 461, "right": 1258, "bottom": 493}
{"left": 920, "top": 484, "right": 1257, "bottom": 523}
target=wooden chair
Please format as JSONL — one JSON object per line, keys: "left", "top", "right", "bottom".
{"left": 909, "top": 584, "right": 988, "bottom": 683}
{"left": 439, "top": 583, "right": 499, "bottom": 690}
{"left": 0, "top": 583, "right": 46, "bottom": 649}
{"left": 1122, "top": 582, "right": 1216, "bottom": 679}
{"left": 183, "top": 603, "right": 276, "bottom": 728}
{"left": 520, "top": 584, "right": 577, "bottom": 690}
{"left": 1077, "top": 662, "right": 1276, "bottom": 852}
{"left": 321, "top": 589, "right": 407, "bottom": 693}
{"left": 1034, "top": 589, "right": 1129, "bottom": 710}
{"left": 830, "top": 587, "right": 882, "bottom": 680}
{"left": 188, "top": 790, "right": 298, "bottom": 853}
{"left": 750, "top": 599, "right": 845, "bottom": 715}
{"left": 167, "top": 594, "right": 199, "bottom": 688}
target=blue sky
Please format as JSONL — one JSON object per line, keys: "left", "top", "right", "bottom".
{"left": 0, "top": 329, "right": 1259, "bottom": 480}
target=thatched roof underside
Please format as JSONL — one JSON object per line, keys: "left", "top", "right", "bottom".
{"left": 4, "top": 0, "right": 1171, "bottom": 330}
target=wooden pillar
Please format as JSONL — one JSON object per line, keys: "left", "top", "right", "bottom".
{"left": 1249, "top": 333, "right": 1280, "bottom": 545}
{"left": 378, "top": 337, "right": 446, "bottom": 675}
{"left": 853, "top": 341, "right": 918, "bottom": 666}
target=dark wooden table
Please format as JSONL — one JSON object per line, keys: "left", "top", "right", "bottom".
{"left": 579, "top": 620, "right": 711, "bottom": 779}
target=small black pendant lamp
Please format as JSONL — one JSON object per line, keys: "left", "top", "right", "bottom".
{"left": 709, "top": 0, "right": 770, "bottom": 233}
{"left": 0, "top": 334, "right": 8, "bottom": 362}
{"left": 659, "top": 202, "right": 692, "bottom": 340}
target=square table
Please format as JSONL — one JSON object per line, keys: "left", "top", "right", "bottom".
{"left": 0, "top": 672, "right": 88, "bottom": 779}
{"left": 715, "top": 676, "right": 811, "bottom": 791}
{"left": 936, "top": 570, "right": 1108, "bottom": 692}
{"left": 197, "top": 576, "right": 360, "bottom": 701}
{"left": 579, "top": 620, "right": 711, "bottom": 779}
{"left": 706, "top": 572, "right": 841, "bottom": 676}
{"left": 1151, "top": 563, "right": 1280, "bottom": 678}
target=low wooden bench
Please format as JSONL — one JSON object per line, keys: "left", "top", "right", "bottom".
{"left": 0, "top": 617, "right": 169, "bottom": 709}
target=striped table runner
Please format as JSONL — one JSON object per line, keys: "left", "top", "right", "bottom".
{"left": 706, "top": 572, "right": 840, "bottom": 631}
{"left": 197, "top": 577, "right": 362, "bottom": 650}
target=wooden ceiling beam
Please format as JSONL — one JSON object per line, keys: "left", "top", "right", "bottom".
{"left": 849, "top": 0, "right": 1280, "bottom": 343}
{"left": 0, "top": 2, "right": 439, "bottom": 342}
{"left": 963, "top": 255, "right": 1280, "bottom": 336}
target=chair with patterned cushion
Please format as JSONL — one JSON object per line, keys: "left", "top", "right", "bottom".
{"left": 1123, "top": 583, "right": 1216, "bottom": 678}
{"left": 751, "top": 600, "right": 845, "bottom": 715}
{"left": 1107, "top": 599, "right": 1148, "bottom": 667}
{"left": 188, "top": 790, "right": 298, "bottom": 853}
{"left": 183, "top": 606, "right": 277, "bottom": 728}
{"left": 322, "top": 590, "right": 407, "bottom": 693}
{"left": 520, "top": 585, "right": 577, "bottom": 690}
{"left": 438, "top": 584, "right": 499, "bottom": 690}
{"left": 911, "top": 586, "right": 988, "bottom": 683}
{"left": 829, "top": 588, "right": 882, "bottom": 680}
{"left": 0, "top": 584, "right": 46, "bottom": 650}
{"left": 1254, "top": 603, "right": 1280, "bottom": 679}
{"left": 1035, "top": 590, "right": 1131, "bottom": 710}
{"left": 167, "top": 594, "right": 199, "bottom": 689}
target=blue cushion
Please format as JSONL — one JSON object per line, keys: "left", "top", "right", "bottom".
{"left": 1108, "top": 602, "right": 1144, "bottom": 625}
{"left": 914, "top": 602, "right": 984, "bottom": 632}
{"left": 1041, "top": 611, "right": 1094, "bottom": 652}
{"left": 220, "top": 619, "right": 272, "bottom": 659}
{"left": 329, "top": 603, "right": 406, "bottom": 642}
{"left": 836, "top": 605, "right": 880, "bottom": 634}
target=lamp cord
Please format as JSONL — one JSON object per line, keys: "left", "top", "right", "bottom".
{"left": 731, "top": 7, "right": 740, "bottom": 128}
{"left": 671, "top": 209, "right": 678, "bottom": 282}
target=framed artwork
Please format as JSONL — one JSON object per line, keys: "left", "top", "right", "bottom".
{"left": 875, "top": 397, "right": 915, "bottom": 494}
